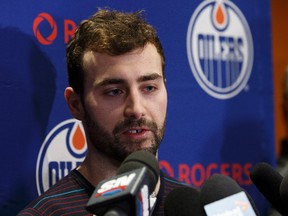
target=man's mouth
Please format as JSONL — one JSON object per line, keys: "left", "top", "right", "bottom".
{"left": 128, "top": 129, "right": 144, "bottom": 134}
{"left": 121, "top": 128, "right": 150, "bottom": 137}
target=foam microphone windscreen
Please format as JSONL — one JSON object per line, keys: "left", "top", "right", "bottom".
{"left": 200, "top": 174, "right": 242, "bottom": 205}
{"left": 164, "top": 187, "right": 204, "bottom": 216}
{"left": 249, "top": 162, "right": 287, "bottom": 215}
{"left": 280, "top": 173, "right": 288, "bottom": 207}
{"left": 116, "top": 150, "right": 160, "bottom": 190}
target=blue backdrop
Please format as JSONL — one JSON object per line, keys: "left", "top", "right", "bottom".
{"left": 0, "top": 0, "right": 275, "bottom": 215}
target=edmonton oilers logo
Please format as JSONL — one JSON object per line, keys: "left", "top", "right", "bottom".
{"left": 187, "top": 0, "right": 253, "bottom": 99}
{"left": 36, "top": 119, "right": 87, "bottom": 195}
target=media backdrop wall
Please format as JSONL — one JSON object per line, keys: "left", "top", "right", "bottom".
{"left": 0, "top": 0, "right": 275, "bottom": 215}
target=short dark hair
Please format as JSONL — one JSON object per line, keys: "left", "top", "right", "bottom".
{"left": 66, "top": 9, "right": 165, "bottom": 94}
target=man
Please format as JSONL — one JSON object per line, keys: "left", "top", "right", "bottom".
{"left": 18, "top": 9, "right": 190, "bottom": 215}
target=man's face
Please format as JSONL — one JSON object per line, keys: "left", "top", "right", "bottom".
{"left": 80, "top": 44, "right": 167, "bottom": 162}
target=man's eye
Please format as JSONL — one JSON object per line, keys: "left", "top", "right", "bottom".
{"left": 144, "top": 85, "right": 157, "bottom": 92}
{"left": 105, "top": 89, "right": 123, "bottom": 96}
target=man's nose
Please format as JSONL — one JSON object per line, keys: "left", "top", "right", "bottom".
{"left": 124, "top": 90, "right": 145, "bottom": 119}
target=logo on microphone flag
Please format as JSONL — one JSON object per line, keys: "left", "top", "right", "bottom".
{"left": 204, "top": 191, "right": 256, "bottom": 216}
{"left": 187, "top": 0, "right": 253, "bottom": 99}
{"left": 36, "top": 119, "right": 87, "bottom": 195}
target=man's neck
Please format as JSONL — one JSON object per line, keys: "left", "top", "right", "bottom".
{"left": 76, "top": 149, "right": 121, "bottom": 187}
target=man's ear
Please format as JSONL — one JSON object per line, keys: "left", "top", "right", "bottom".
{"left": 64, "top": 87, "right": 84, "bottom": 120}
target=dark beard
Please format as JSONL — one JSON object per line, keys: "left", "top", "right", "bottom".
{"left": 82, "top": 111, "right": 166, "bottom": 162}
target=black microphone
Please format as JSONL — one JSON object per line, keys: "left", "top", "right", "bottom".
{"left": 249, "top": 162, "right": 288, "bottom": 215}
{"left": 86, "top": 150, "right": 160, "bottom": 216}
{"left": 280, "top": 170, "right": 288, "bottom": 212}
{"left": 200, "top": 174, "right": 259, "bottom": 216}
{"left": 164, "top": 187, "right": 205, "bottom": 216}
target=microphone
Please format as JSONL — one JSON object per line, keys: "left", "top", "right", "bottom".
{"left": 200, "top": 174, "right": 259, "bottom": 216}
{"left": 249, "top": 162, "right": 288, "bottom": 215}
{"left": 280, "top": 170, "right": 288, "bottom": 212}
{"left": 164, "top": 187, "right": 205, "bottom": 216}
{"left": 86, "top": 150, "right": 160, "bottom": 216}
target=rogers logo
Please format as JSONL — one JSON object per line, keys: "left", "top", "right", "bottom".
{"left": 33, "top": 13, "right": 57, "bottom": 45}
{"left": 33, "top": 12, "right": 77, "bottom": 45}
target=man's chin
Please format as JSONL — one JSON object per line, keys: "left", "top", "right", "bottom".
{"left": 130, "top": 145, "right": 158, "bottom": 156}
{"left": 96, "top": 141, "right": 159, "bottom": 162}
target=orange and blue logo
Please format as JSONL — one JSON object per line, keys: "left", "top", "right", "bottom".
{"left": 187, "top": 0, "right": 253, "bottom": 99}
{"left": 36, "top": 119, "right": 87, "bottom": 195}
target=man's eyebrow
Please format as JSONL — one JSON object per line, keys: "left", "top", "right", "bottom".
{"left": 94, "top": 78, "right": 125, "bottom": 87}
{"left": 94, "top": 73, "right": 163, "bottom": 87}
{"left": 137, "top": 73, "right": 163, "bottom": 82}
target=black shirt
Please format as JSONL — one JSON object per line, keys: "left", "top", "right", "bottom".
{"left": 18, "top": 169, "right": 191, "bottom": 215}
